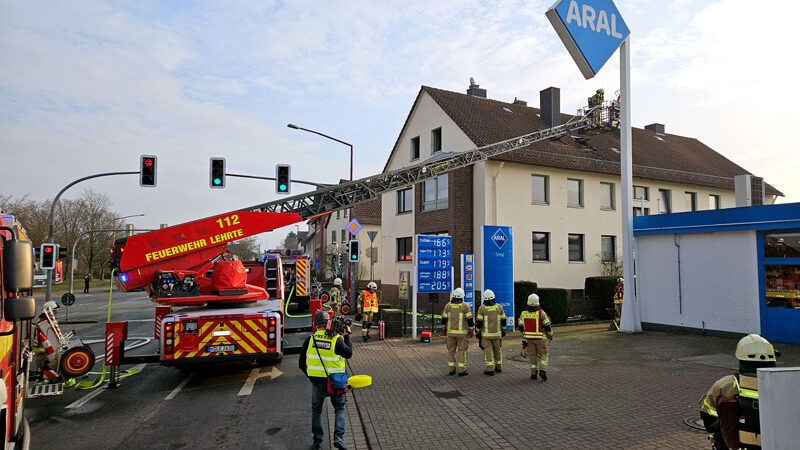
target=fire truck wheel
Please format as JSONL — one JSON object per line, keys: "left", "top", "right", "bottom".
{"left": 341, "top": 304, "right": 351, "bottom": 315}
{"left": 320, "top": 291, "right": 330, "bottom": 302}
{"left": 60, "top": 345, "right": 96, "bottom": 378}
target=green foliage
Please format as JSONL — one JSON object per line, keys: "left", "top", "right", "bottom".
{"left": 585, "top": 276, "right": 618, "bottom": 319}
{"left": 537, "top": 287, "right": 568, "bottom": 324}
{"left": 513, "top": 281, "right": 537, "bottom": 318}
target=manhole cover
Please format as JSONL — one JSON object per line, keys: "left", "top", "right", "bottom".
{"left": 683, "top": 417, "right": 706, "bottom": 432}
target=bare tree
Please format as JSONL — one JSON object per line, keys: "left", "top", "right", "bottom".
{"left": 228, "top": 236, "right": 259, "bottom": 261}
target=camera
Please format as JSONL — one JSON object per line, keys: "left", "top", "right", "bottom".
{"left": 326, "top": 315, "right": 352, "bottom": 337}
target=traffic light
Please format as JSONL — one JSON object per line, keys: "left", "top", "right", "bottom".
{"left": 58, "top": 247, "right": 68, "bottom": 260}
{"left": 40, "top": 243, "right": 57, "bottom": 270}
{"left": 348, "top": 239, "right": 360, "bottom": 263}
{"left": 140, "top": 155, "right": 157, "bottom": 187}
{"left": 210, "top": 157, "right": 226, "bottom": 188}
{"left": 275, "top": 164, "right": 291, "bottom": 194}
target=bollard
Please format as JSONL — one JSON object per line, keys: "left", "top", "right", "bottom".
{"left": 105, "top": 321, "right": 128, "bottom": 388}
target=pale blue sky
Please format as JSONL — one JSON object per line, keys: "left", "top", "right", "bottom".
{"left": 2, "top": 0, "right": 798, "bottom": 248}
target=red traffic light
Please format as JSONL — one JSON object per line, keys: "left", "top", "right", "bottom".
{"left": 44, "top": 246, "right": 53, "bottom": 253}
{"left": 143, "top": 158, "right": 153, "bottom": 167}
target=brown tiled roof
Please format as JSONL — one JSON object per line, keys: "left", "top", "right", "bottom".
{"left": 418, "top": 86, "right": 782, "bottom": 196}
{"left": 354, "top": 197, "right": 381, "bottom": 225}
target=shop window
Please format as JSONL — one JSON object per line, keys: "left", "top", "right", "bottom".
{"left": 764, "top": 265, "right": 800, "bottom": 309}
{"left": 765, "top": 233, "right": 800, "bottom": 258}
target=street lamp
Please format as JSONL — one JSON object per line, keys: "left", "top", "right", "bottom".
{"left": 112, "top": 213, "right": 145, "bottom": 243}
{"left": 288, "top": 123, "right": 357, "bottom": 299}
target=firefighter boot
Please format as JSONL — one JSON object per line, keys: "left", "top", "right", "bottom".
{"left": 530, "top": 372, "right": 537, "bottom": 380}
{"left": 483, "top": 370, "right": 495, "bottom": 376}
{"left": 539, "top": 370, "right": 547, "bottom": 381}
{"left": 458, "top": 371, "right": 469, "bottom": 377}
{"left": 494, "top": 366, "right": 502, "bottom": 373}
{"left": 449, "top": 369, "right": 456, "bottom": 376}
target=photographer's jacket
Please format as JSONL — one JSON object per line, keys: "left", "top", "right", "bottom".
{"left": 299, "top": 330, "right": 353, "bottom": 384}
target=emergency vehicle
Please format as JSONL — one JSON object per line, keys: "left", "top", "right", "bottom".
{"left": 1, "top": 214, "right": 37, "bottom": 449}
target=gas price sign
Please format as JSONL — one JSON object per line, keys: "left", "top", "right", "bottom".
{"left": 416, "top": 235, "right": 452, "bottom": 293}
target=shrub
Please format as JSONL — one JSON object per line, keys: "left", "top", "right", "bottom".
{"left": 537, "top": 288, "right": 568, "bottom": 324}
{"left": 585, "top": 276, "right": 618, "bottom": 319}
{"left": 513, "top": 281, "right": 538, "bottom": 318}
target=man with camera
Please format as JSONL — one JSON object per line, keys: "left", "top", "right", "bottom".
{"left": 299, "top": 310, "right": 353, "bottom": 450}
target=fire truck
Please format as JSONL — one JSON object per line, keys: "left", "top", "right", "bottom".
{"left": 1, "top": 214, "right": 37, "bottom": 449}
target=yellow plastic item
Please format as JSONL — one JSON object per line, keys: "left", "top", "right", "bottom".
{"left": 348, "top": 374, "right": 372, "bottom": 389}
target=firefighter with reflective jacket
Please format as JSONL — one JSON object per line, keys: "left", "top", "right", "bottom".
{"left": 613, "top": 277, "right": 624, "bottom": 321}
{"left": 328, "top": 278, "right": 344, "bottom": 317}
{"left": 356, "top": 281, "right": 379, "bottom": 341}
{"left": 699, "top": 334, "right": 776, "bottom": 450}
{"left": 518, "top": 293, "right": 553, "bottom": 381}
{"left": 442, "top": 287, "right": 474, "bottom": 376}
{"left": 475, "top": 289, "right": 507, "bottom": 376}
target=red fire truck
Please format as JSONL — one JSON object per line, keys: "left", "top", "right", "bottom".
{"left": 1, "top": 214, "right": 37, "bottom": 448}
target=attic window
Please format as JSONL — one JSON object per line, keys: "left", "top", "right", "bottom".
{"left": 503, "top": 107, "right": 512, "bottom": 113}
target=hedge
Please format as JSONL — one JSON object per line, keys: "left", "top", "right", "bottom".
{"left": 536, "top": 288, "right": 568, "bottom": 325}
{"left": 513, "top": 281, "right": 538, "bottom": 318}
{"left": 585, "top": 276, "right": 619, "bottom": 319}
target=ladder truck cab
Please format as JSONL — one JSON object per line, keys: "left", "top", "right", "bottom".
{"left": 1, "top": 214, "right": 38, "bottom": 448}
{"left": 108, "top": 211, "right": 302, "bottom": 367}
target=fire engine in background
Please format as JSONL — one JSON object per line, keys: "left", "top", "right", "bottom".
{"left": 1, "top": 214, "right": 38, "bottom": 449}
{"left": 106, "top": 211, "right": 303, "bottom": 371}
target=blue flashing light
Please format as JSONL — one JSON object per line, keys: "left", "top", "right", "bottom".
{"left": 120, "top": 274, "right": 128, "bottom": 282}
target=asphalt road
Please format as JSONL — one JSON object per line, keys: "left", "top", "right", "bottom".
{"left": 27, "top": 289, "right": 321, "bottom": 450}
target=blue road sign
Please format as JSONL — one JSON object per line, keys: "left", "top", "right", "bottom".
{"left": 482, "top": 226, "right": 514, "bottom": 328}
{"left": 546, "top": 0, "right": 630, "bottom": 79}
{"left": 416, "top": 235, "right": 452, "bottom": 293}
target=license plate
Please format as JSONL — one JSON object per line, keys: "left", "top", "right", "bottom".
{"left": 207, "top": 344, "right": 236, "bottom": 353}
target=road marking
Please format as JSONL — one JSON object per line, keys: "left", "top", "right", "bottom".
{"left": 65, "top": 387, "right": 105, "bottom": 409}
{"left": 165, "top": 373, "right": 194, "bottom": 400}
{"left": 237, "top": 367, "right": 283, "bottom": 396}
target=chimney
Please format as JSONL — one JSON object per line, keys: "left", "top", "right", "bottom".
{"left": 645, "top": 123, "right": 665, "bottom": 136}
{"left": 467, "top": 77, "right": 486, "bottom": 99}
{"left": 512, "top": 97, "right": 527, "bottom": 106}
{"left": 539, "top": 87, "right": 561, "bottom": 128}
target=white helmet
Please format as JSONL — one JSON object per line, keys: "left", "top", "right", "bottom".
{"left": 451, "top": 288, "right": 465, "bottom": 299}
{"left": 482, "top": 289, "right": 495, "bottom": 301}
{"left": 367, "top": 281, "right": 377, "bottom": 290}
{"left": 735, "top": 334, "right": 776, "bottom": 362}
{"left": 618, "top": 277, "right": 624, "bottom": 283}
{"left": 43, "top": 300, "right": 59, "bottom": 311}
{"left": 333, "top": 278, "right": 342, "bottom": 286}
{"left": 527, "top": 293, "right": 540, "bottom": 306}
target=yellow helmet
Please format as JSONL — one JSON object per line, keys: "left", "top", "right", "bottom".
{"left": 735, "top": 334, "right": 775, "bottom": 362}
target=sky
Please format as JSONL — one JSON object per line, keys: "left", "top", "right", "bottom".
{"left": 2, "top": 0, "right": 799, "bottom": 249}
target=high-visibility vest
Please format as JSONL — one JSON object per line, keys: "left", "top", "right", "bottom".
{"left": 361, "top": 291, "right": 378, "bottom": 313}
{"left": 305, "top": 330, "right": 345, "bottom": 377}
{"left": 477, "top": 304, "right": 506, "bottom": 338}
{"left": 614, "top": 285, "right": 624, "bottom": 305}
{"left": 736, "top": 374, "right": 761, "bottom": 447}
{"left": 519, "top": 310, "right": 545, "bottom": 339}
{"left": 444, "top": 302, "right": 472, "bottom": 335}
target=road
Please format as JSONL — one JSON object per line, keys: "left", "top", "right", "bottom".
{"left": 27, "top": 289, "right": 321, "bottom": 449}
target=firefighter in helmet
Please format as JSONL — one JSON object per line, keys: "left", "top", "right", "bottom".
{"left": 614, "top": 277, "right": 624, "bottom": 321}
{"left": 356, "top": 281, "right": 379, "bottom": 341}
{"left": 328, "top": 278, "right": 344, "bottom": 317}
{"left": 475, "top": 289, "right": 507, "bottom": 376}
{"left": 442, "top": 287, "right": 474, "bottom": 376}
{"left": 518, "top": 293, "right": 553, "bottom": 381}
{"left": 699, "top": 334, "right": 777, "bottom": 450}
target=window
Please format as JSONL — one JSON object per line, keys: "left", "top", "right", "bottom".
{"left": 336, "top": 210, "right": 340, "bottom": 219}
{"left": 331, "top": 230, "right": 336, "bottom": 244}
{"left": 765, "top": 265, "right": 800, "bottom": 308}
{"left": 532, "top": 174, "right": 549, "bottom": 204}
{"left": 600, "top": 182, "right": 615, "bottom": 210}
{"left": 431, "top": 128, "right": 442, "bottom": 153}
{"left": 567, "top": 179, "right": 583, "bottom": 207}
{"left": 633, "top": 207, "right": 650, "bottom": 217}
{"left": 633, "top": 185, "right": 649, "bottom": 201}
{"left": 685, "top": 191, "right": 697, "bottom": 211}
{"left": 397, "top": 188, "right": 413, "bottom": 214}
{"left": 709, "top": 194, "right": 721, "bottom": 210}
{"left": 658, "top": 189, "right": 671, "bottom": 214}
{"left": 410, "top": 136, "right": 420, "bottom": 161}
{"left": 532, "top": 232, "right": 550, "bottom": 261}
{"left": 765, "top": 233, "right": 800, "bottom": 258}
{"left": 341, "top": 230, "right": 346, "bottom": 243}
{"left": 397, "top": 237, "right": 412, "bottom": 261}
{"left": 421, "top": 174, "right": 448, "bottom": 211}
{"left": 568, "top": 234, "right": 584, "bottom": 262}
{"left": 601, "top": 235, "right": 616, "bottom": 262}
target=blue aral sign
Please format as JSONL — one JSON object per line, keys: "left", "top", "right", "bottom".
{"left": 546, "top": 0, "right": 630, "bottom": 79}
{"left": 416, "top": 235, "right": 452, "bottom": 293}
{"left": 481, "top": 226, "right": 514, "bottom": 328}
{"left": 461, "top": 254, "right": 475, "bottom": 310}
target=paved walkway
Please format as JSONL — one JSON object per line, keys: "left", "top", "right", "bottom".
{"left": 344, "top": 324, "right": 800, "bottom": 450}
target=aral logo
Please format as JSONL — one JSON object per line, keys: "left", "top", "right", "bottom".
{"left": 491, "top": 228, "right": 508, "bottom": 250}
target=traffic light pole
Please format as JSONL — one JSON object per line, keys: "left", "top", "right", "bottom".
{"left": 227, "top": 173, "right": 329, "bottom": 189}
{"left": 45, "top": 171, "right": 138, "bottom": 301}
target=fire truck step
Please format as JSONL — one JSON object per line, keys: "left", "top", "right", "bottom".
{"left": 27, "top": 382, "right": 64, "bottom": 398}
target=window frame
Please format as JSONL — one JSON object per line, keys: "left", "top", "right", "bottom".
{"left": 341, "top": 230, "right": 346, "bottom": 244}
{"left": 601, "top": 235, "right": 616, "bottom": 262}
{"left": 709, "top": 194, "right": 721, "bottom": 210}
{"left": 633, "top": 185, "right": 649, "bottom": 201}
{"left": 532, "top": 231, "right": 550, "bottom": 262}
{"left": 531, "top": 174, "right": 550, "bottom": 205}
{"left": 658, "top": 188, "right": 672, "bottom": 214}
{"left": 633, "top": 207, "right": 650, "bottom": 217}
{"left": 685, "top": 191, "right": 697, "bottom": 212}
{"left": 568, "top": 233, "right": 585, "bottom": 262}
{"left": 567, "top": 178, "right": 584, "bottom": 208}
{"left": 421, "top": 174, "right": 449, "bottom": 211}
{"left": 410, "top": 136, "right": 420, "bottom": 161}
{"left": 396, "top": 237, "right": 413, "bottom": 262}
{"left": 397, "top": 188, "right": 413, "bottom": 214}
{"left": 600, "top": 182, "right": 616, "bottom": 210}
{"left": 331, "top": 230, "right": 336, "bottom": 244}
{"left": 431, "top": 127, "right": 442, "bottom": 154}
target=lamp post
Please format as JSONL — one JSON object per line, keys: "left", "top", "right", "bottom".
{"left": 111, "top": 213, "right": 145, "bottom": 244}
{"left": 288, "top": 123, "right": 357, "bottom": 302}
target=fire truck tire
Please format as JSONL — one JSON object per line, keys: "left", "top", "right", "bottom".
{"left": 60, "top": 345, "right": 96, "bottom": 378}
{"left": 341, "top": 304, "right": 351, "bottom": 315}
{"left": 319, "top": 291, "right": 330, "bottom": 302}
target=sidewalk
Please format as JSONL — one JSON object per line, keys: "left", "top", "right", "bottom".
{"left": 346, "top": 324, "right": 800, "bottom": 450}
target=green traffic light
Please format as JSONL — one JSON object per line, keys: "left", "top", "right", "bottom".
{"left": 213, "top": 178, "right": 221, "bottom": 185}
{"left": 279, "top": 184, "right": 287, "bottom": 191}
{"left": 351, "top": 254, "right": 357, "bottom": 259}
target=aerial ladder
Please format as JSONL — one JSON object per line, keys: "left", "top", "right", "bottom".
{"left": 102, "top": 102, "right": 615, "bottom": 377}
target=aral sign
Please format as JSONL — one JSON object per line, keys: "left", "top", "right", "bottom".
{"left": 546, "top": 0, "right": 630, "bottom": 79}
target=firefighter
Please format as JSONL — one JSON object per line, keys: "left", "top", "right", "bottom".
{"left": 518, "top": 293, "right": 553, "bottom": 381}
{"left": 475, "top": 289, "right": 507, "bottom": 376}
{"left": 328, "top": 278, "right": 343, "bottom": 317}
{"left": 83, "top": 273, "right": 91, "bottom": 293}
{"left": 699, "top": 334, "right": 776, "bottom": 450}
{"left": 356, "top": 281, "right": 379, "bottom": 341}
{"left": 299, "top": 310, "right": 353, "bottom": 450}
{"left": 614, "top": 277, "right": 624, "bottom": 321}
{"left": 442, "top": 287, "right": 474, "bottom": 376}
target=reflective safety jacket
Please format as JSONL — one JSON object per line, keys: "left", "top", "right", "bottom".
{"left": 699, "top": 373, "right": 761, "bottom": 448}
{"left": 359, "top": 290, "right": 378, "bottom": 313}
{"left": 305, "top": 330, "right": 346, "bottom": 377}
{"left": 476, "top": 304, "right": 506, "bottom": 338}
{"left": 614, "top": 284, "right": 624, "bottom": 305}
{"left": 443, "top": 302, "right": 473, "bottom": 335}
{"left": 518, "top": 308, "right": 552, "bottom": 340}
